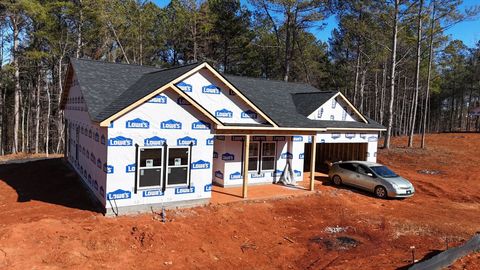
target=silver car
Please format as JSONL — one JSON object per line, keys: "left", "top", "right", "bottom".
{"left": 328, "top": 161, "right": 415, "bottom": 198}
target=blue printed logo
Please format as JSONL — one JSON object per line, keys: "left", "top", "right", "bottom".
{"left": 230, "top": 172, "right": 242, "bottom": 180}
{"left": 206, "top": 138, "right": 214, "bottom": 146}
{"left": 177, "top": 81, "right": 193, "bottom": 92}
{"left": 126, "top": 163, "right": 136, "bottom": 173}
{"left": 215, "top": 170, "right": 224, "bottom": 179}
{"left": 292, "top": 136, "right": 303, "bottom": 142}
{"left": 320, "top": 139, "right": 326, "bottom": 143}
{"left": 281, "top": 152, "right": 293, "bottom": 159}
{"left": 192, "top": 120, "right": 211, "bottom": 130}
{"left": 101, "top": 135, "right": 106, "bottom": 145}
{"left": 204, "top": 184, "right": 212, "bottom": 192}
{"left": 107, "top": 189, "right": 131, "bottom": 200}
{"left": 177, "top": 97, "right": 191, "bottom": 105}
{"left": 104, "top": 164, "right": 114, "bottom": 174}
{"left": 331, "top": 133, "right": 341, "bottom": 139}
{"left": 160, "top": 119, "right": 182, "bottom": 129}
{"left": 360, "top": 133, "right": 367, "bottom": 139}
{"left": 222, "top": 153, "right": 235, "bottom": 161}
{"left": 213, "top": 151, "right": 218, "bottom": 159}
{"left": 142, "top": 189, "right": 164, "bottom": 197}
{"left": 368, "top": 136, "right": 378, "bottom": 142}
{"left": 148, "top": 94, "right": 167, "bottom": 104}
{"left": 253, "top": 136, "right": 266, "bottom": 141}
{"left": 95, "top": 132, "right": 99, "bottom": 142}
{"left": 251, "top": 172, "right": 265, "bottom": 178}
{"left": 294, "top": 170, "right": 302, "bottom": 177}
{"left": 273, "top": 170, "right": 283, "bottom": 177}
{"left": 144, "top": 136, "right": 166, "bottom": 146}
{"left": 299, "top": 153, "right": 304, "bottom": 159}
{"left": 345, "top": 133, "right": 355, "bottom": 139}
{"left": 96, "top": 158, "right": 102, "bottom": 168}
{"left": 241, "top": 110, "right": 258, "bottom": 119}
{"left": 202, "top": 84, "right": 221, "bottom": 94}
{"left": 175, "top": 187, "right": 195, "bottom": 194}
{"left": 191, "top": 160, "right": 210, "bottom": 169}
{"left": 231, "top": 136, "right": 244, "bottom": 141}
{"left": 273, "top": 136, "right": 285, "bottom": 141}
{"left": 215, "top": 135, "right": 225, "bottom": 141}
{"left": 108, "top": 136, "right": 133, "bottom": 146}
{"left": 177, "top": 136, "right": 197, "bottom": 146}
{"left": 215, "top": 109, "right": 233, "bottom": 118}
{"left": 109, "top": 121, "right": 114, "bottom": 128}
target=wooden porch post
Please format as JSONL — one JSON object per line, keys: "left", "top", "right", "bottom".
{"left": 242, "top": 135, "right": 250, "bottom": 198}
{"left": 309, "top": 134, "right": 317, "bottom": 191}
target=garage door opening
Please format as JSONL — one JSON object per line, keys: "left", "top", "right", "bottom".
{"left": 304, "top": 143, "right": 368, "bottom": 173}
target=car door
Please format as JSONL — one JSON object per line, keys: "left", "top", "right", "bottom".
{"left": 355, "top": 164, "right": 376, "bottom": 191}
{"left": 337, "top": 163, "right": 358, "bottom": 186}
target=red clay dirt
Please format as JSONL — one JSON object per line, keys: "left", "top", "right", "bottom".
{"left": 0, "top": 133, "right": 479, "bottom": 269}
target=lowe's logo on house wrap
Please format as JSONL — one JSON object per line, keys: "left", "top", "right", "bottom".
{"left": 107, "top": 189, "right": 131, "bottom": 200}
{"left": 215, "top": 170, "right": 224, "bottom": 179}
{"left": 161, "top": 119, "right": 182, "bottom": 130}
{"left": 177, "top": 136, "right": 197, "bottom": 146}
{"left": 126, "top": 163, "right": 136, "bottom": 173}
{"left": 368, "top": 136, "right": 378, "bottom": 142}
{"left": 202, "top": 84, "right": 221, "bottom": 94}
{"left": 292, "top": 136, "right": 303, "bottom": 142}
{"left": 299, "top": 153, "right": 304, "bottom": 159}
{"left": 104, "top": 164, "right": 114, "bottom": 174}
{"left": 294, "top": 170, "right": 302, "bottom": 177}
{"left": 241, "top": 110, "right": 257, "bottom": 119}
{"left": 222, "top": 153, "right": 235, "bottom": 161}
{"left": 345, "top": 133, "right": 355, "bottom": 139}
{"left": 213, "top": 151, "right": 218, "bottom": 159}
{"left": 215, "top": 109, "right": 233, "bottom": 118}
{"left": 206, "top": 138, "right": 214, "bottom": 146}
{"left": 331, "top": 133, "right": 341, "bottom": 139}
{"left": 192, "top": 120, "right": 211, "bottom": 130}
{"left": 148, "top": 94, "right": 167, "bottom": 104}
{"left": 177, "top": 97, "right": 191, "bottom": 105}
{"left": 144, "top": 136, "right": 166, "bottom": 146}
{"left": 204, "top": 184, "right": 212, "bottom": 192}
{"left": 177, "top": 81, "right": 192, "bottom": 92}
{"left": 108, "top": 136, "right": 133, "bottom": 146}
{"left": 281, "top": 152, "right": 293, "bottom": 159}
{"left": 273, "top": 170, "right": 283, "bottom": 177}
{"left": 175, "top": 186, "right": 195, "bottom": 194}
{"left": 142, "top": 189, "right": 164, "bottom": 197}
{"left": 230, "top": 172, "right": 242, "bottom": 180}
{"left": 191, "top": 160, "right": 210, "bottom": 169}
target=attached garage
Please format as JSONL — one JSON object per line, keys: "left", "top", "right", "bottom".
{"left": 304, "top": 142, "right": 368, "bottom": 173}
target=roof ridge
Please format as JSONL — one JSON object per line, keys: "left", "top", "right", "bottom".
{"left": 225, "top": 74, "right": 314, "bottom": 86}
{"left": 71, "top": 57, "right": 161, "bottom": 69}
{"left": 293, "top": 91, "right": 337, "bottom": 95}
{"left": 145, "top": 61, "right": 203, "bottom": 74}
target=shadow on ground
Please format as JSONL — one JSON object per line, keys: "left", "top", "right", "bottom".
{"left": 0, "top": 158, "right": 102, "bottom": 213}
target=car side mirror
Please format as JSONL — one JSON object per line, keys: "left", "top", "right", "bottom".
{"left": 367, "top": 173, "right": 374, "bottom": 177}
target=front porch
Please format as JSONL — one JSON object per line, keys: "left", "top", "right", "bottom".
{"left": 210, "top": 171, "right": 328, "bottom": 204}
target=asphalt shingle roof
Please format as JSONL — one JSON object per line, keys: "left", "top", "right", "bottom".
{"left": 69, "top": 58, "right": 384, "bottom": 130}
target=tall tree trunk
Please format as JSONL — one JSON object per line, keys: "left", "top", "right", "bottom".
{"left": 359, "top": 67, "right": 367, "bottom": 113}
{"left": 45, "top": 84, "right": 51, "bottom": 156}
{"left": 421, "top": 0, "right": 436, "bottom": 148}
{"left": 408, "top": 0, "right": 423, "bottom": 147}
{"left": 76, "top": 0, "right": 83, "bottom": 58}
{"left": 35, "top": 71, "right": 41, "bottom": 154}
{"left": 353, "top": 49, "right": 361, "bottom": 107}
{"left": 283, "top": 10, "right": 292, "bottom": 82}
{"left": 384, "top": 0, "right": 399, "bottom": 149}
{"left": 11, "top": 15, "right": 21, "bottom": 153}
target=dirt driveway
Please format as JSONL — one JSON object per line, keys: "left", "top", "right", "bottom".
{"left": 0, "top": 133, "right": 479, "bottom": 269}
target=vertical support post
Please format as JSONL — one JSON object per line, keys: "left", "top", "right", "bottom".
{"left": 242, "top": 135, "right": 250, "bottom": 198}
{"left": 309, "top": 134, "right": 317, "bottom": 191}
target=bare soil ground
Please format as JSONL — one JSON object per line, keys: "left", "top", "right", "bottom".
{"left": 0, "top": 133, "right": 479, "bottom": 269}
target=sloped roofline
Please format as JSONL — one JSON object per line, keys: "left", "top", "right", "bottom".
{"left": 97, "top": 62, "right": 278, "bottom": 127}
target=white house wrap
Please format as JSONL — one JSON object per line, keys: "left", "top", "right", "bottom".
{"left": 61, "top": 59, "right": 385, "bottom": 215}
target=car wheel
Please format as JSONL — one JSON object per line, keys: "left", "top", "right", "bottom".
{"left": 374, "top": 186, "right": 388, "bottom": 199}
{"left": 332, "top": 175, "right": 342, "bottom": 186}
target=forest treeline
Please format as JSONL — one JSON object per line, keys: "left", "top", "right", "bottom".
{"left": 0, "top": 0, "right": 479, "bottom": 155}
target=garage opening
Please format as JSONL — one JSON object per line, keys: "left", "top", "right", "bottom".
{"left": 304, "top": 143, "right": 368, "bottom": 173}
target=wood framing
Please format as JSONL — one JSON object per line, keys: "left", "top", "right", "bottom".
{"left": 242, "top": 135, "right": 250, "bottom": 198}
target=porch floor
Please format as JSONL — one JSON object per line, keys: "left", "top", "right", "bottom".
{"left": 210, "top": 172, "right": 329, "bottom": 204}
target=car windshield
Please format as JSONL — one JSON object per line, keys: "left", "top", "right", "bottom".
{"left": 370, "top": 166, "right": 398, "bottom": 178}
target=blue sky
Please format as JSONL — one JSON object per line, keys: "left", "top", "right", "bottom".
{"left": 153, "top": 0, "right": 480, "bottom": 48}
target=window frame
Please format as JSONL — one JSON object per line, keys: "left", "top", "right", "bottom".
{"left": 136, "top": 146, "right": 164, "bottom": 190}
{"left": 260, "top": 142, "right": 276, "bottom": 171}
{"left": 165, "top": 146, "right": 191, "bottom": 188}
{"left": 247, "top": 141, "right": 260, "bottom": 172}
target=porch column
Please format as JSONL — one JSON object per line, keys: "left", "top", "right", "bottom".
{"left": 309, "top": 134, "right": 317, "bottom": 191}
{"left": 242, "top": 135, "right": 250, "bottom": 198}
